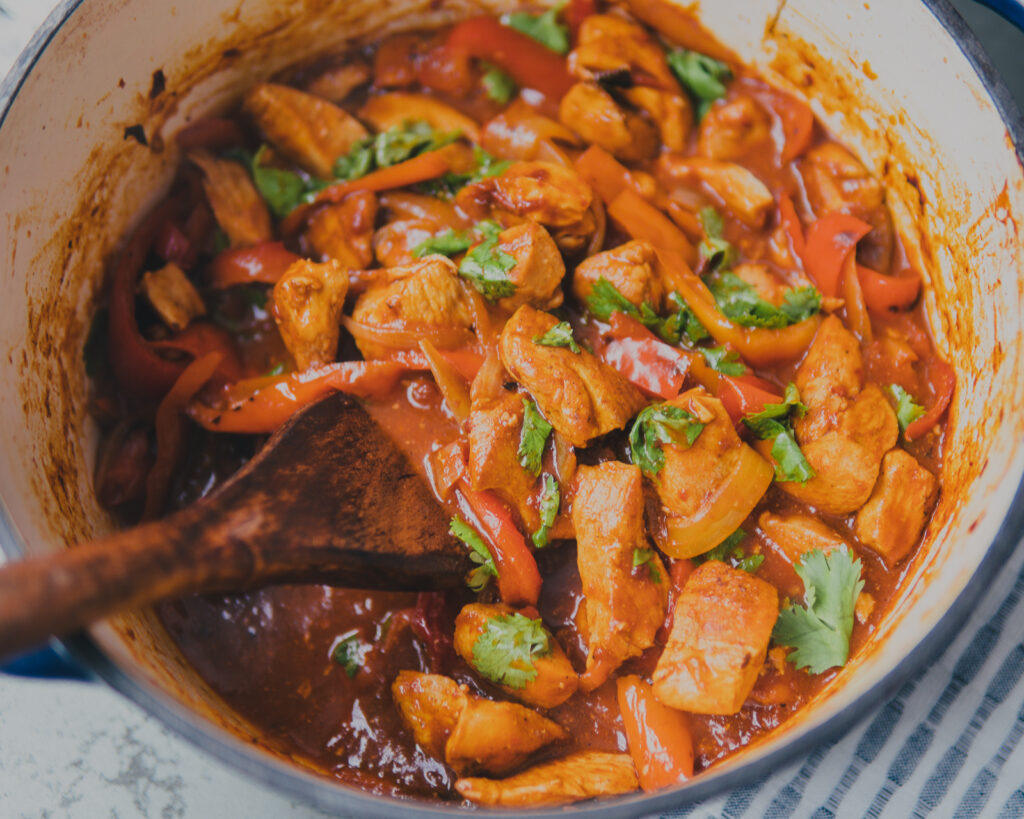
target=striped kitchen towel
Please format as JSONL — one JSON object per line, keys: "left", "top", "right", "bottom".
{"left": 655, "top": 535, "right": 1024, "bottom": 819}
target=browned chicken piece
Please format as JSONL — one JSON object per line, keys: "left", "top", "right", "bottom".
{"left": 572, "top": 240, "right": 664, "bottom": 311}
{"left": 358, "top": 93, "right": 481, "bottom": 144}
{"left": 657, "top": 156, "right": 774, "bottom": 228}
{"left": 489, "top": 161, "right": 594, "bottom": 228}
{"left": 305, "top": 191, "right": 377, "bottom": 269}
{"left": 855, "top": 448, "right": 938, "bottom": 565}
{"left": 800, "top": 142, "right": 893, "bottom": 273}
{"left": 758, "top": 512, "right": 847, "bottom": 564}
{"left": 732, "top": 263, "right": 789, "bottom": 306}
{"left": 379, "top": 191, "right": 464, "bottom": 226}
{"left": 350, "top": 256, "right": 474, "bottom": 359}
{"left": 243, "top": 82, "right": 369, "bottom": 178}
{"left": 392, "top": 671, "right": 565, "bottom": 776}
{"left": 498, "top": 306, "right": 646, "bottom": 447}
{"left": 304, "top": 60, "right": 371, "bottom": 103}
{"left": 372, "top": 219, "right": 440, "bottom": 267}
{"left": 455, "top": 751, "right": 639, "bottom": 807}
{"left": 652, "top": 561, "right": 779, "bottom": 714}
{"left": 794, "top": 315, "right": 865, "bottom": 442}
{"left": 769, "top": 432, "right": 882, "bottom": 516}
{"left": 558, "top": 82, "right": 660, "bottom": 163}
{"left": 446, "top": 696, "right": 566, "bottom": 776}
{"left": 653, "top": 389, "right": 773, "bottom": 556}
{"left": 187, "top": 151, "right": 272, "bottom": 248}
{"left": 391, "top": 670, "right": 467, "bottom": 759}
{"left": 568, "top": 15, "right": 691, "bottom": 151}
{"left": 454, "top": 603, "right": 579, "bottom": 709}
{"left": 495, "top": 222, "right": 565, "bottom": 312}
{"left": 140, "top": 262, "right": 206, "bottom": 332}
{"left": 697, "top": 95, "right": 773, "bottom": 160}
{"left": 572, "top": 462, "right": 668, "bottom": 692}
{"left": 468, "top": 391, "right": 540, "bottom": 532}
{"left": 272, "top": 259, "right": 349, "bottom": 371}
{"left": 482, "top": 99, "right": 581, "bottom": 162}
{"left": 837, "top": 384, "right": 900, "bottom": 463}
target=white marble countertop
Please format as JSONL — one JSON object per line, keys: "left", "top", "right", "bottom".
{"left": 1, "top": 1, "right": 1023, "bottom": 817}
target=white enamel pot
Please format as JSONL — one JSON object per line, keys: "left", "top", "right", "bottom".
{"left": 1, "top": 0, "right": 1023, "bottom": 815}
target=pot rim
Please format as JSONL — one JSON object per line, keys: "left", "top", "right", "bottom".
{"left": 1, "top": 0, "right": 1023, "bottom": 816}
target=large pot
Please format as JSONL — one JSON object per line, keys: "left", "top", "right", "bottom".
{"left": 1, "top": 0, "right": 1022, "bottom": 815}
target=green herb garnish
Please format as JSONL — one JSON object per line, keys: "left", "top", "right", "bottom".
{"left": 667, "top": 49, "right": 733, "bottom": 119}
{"left": 742, "top": 383, "right": 815, "bottom": 483}
{"left": 532, "top": 473, "right": 560, "bottom": 548}
{"left": 701, "top": 346, "right": 747, "bottom": 376}
{"left": 503, "top": 5, "right": 569, "bottom": 54}
{"left": 706, "top": 272, "right": 821, "bottom": 329}
{"left": 412, "top": 228, "right": 475, "bottom": 259}
{"left": 519, "top": 398, "right": 553, "bottom": 476}
{"left": 332, "top": 632, "right": 364, "bottom": 678}
{"left": 458, "top": 220, "right": 517, "bottom": 300}
{"left": 632, "top": 548, "right": 662, "bottom": 583}
{"left": 471, "top": 612, "right": 552, "bottom": 689}
{"left": 482, "top": 64, "right": 517, "bottom": 103}
{"left": 773, "top": 547, "right": 865, "bottom": 674}
{"left": 451, "top": 515, "right": 498, "bottom": 592}
{"left": 888, "top": 384, "right": 926, "bottom": 433}
{"left": 629, "top": 404, "right": 705, "bottom": 477}
{"left": 534, "top": 321, "right": 580, "bottom": 353}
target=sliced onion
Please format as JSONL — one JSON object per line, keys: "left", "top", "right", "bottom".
{"left": 341, "top": 315, "right": 474, "bottom": 350}
{"left": 419, "top": 339, "right": 471, "bottom": 421}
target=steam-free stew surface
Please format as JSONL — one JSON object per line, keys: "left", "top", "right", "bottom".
{"left": 89, "top": 0, "right": 950, "bottom": 805}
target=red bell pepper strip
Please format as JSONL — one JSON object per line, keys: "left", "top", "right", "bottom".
{"left": 566, "top": 0, "right": 598, "bottom": 40}
{"left": 617, "top": 675, "right": 695, "bottom": 791}
{"left": 176, "top": 117, "right": 246, "bottom": 152}
{"left": 208, "top": 241, "right": 303, "bottom": 288}
{"left": 905, "top": 358, "right": 955, "bottom": 441}
{"left": 575, "top": 145, "right": 638, "bottom": 204}
{"left": 802, "top": 213, "right": 872, "bottom": 297}
{"left": 856, "top": 264, "right": 922, "bottom": 313}
{"left": 608, "top": 189, "right": 696, "bottom": 261}
{"left": 456, "top": 483, "right": 542, "bottom": 606}
{"left": 144, "top": 352, "right": 224, "bottom": 520}
{"left": 446, "top": 16, "right": 575, "bottom": 100}
{"left": 777, "top": 193, "right": 806, "bottom": 259}
{"left": 716, "top": 374, "right": 784, "bottom": 424}
{"left": 280, "top": 149, "right": 456, "bottom": 235}
{"left": 187, "top": 361, "right": 405, "bottom": 434}
{"left": 150, "top": 322, "right": 244, "bottom": 384}
{"left": 108, "top": 195, "right": 191, "bottom": 402}
{"left": 602, "top": 313, "right": 691, "bottom": 399}
{"left": 750, "top": 85, "right": 815, "bottom": 163}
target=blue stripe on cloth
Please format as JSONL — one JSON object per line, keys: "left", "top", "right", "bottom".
{"left": 910, "top": 644, "right": 1024, "bottom": 818}
{"left": 998, "top": 788, "right": 1024, "bottom": 819}
{"left": 952, "top": 696, "right": 1024, "bottom": 818}
{"left": 858, "top": 563, "right": 1024, "bottom": 819}
{"left": 762, "top": 742, "right": 836, "bottom": 819}
{"left": 720, "top": 782, "right": 766, "bottom": 818}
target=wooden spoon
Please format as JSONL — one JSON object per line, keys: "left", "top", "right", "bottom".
{"left": 0, "top": 392, "right": 470, "bottom": 661}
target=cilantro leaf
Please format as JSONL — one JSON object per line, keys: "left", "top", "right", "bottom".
{"left": 888, "top": 384, "right": 926, "bottom": 432}
{"left": 632, "top": 547, "right": 662, "bottom": 584}
{"left": 697, "top": 206, "right": 734, "bottom": 271}
{"left": 246, "top": 145, "right": 326, "bottom": 218}
{"left": 664, "top": 292, "right": 710, "bottom": 344}
{"left": 471, "top": 612, "right": 552, "bottom": 689}
{"left": 332, "top": 632, "right": 365, "bottom": 678}
{"left": 374, "top": 120, "right": 459, "bottom": 168}
{"left": 458, "top": 221, "right": 517, "bottom": 300}
{"left": 699, "top": 528, "right": 748, "bottom": 563}
{"left": 503, "top": 6, "right": 569, "bottom": 54}
{"left": 667, "top": 49, "right": 733, "bottom": 119}
{"left": 532, "top": 473, "right": 560, "bottom": 548}
{"left": 534, "top": 321, "right": 580, "bottom": 353}
{"left": 451, "top": 515, "right": 498, "bottom": 592}
{"left": 743, "top": 383, "right": 814, "bottom": 483}
{"left": 707, "top": 272, "right": 821, "bottom": 329}
{"left": 333, "top": 137, "right": 374, "bottom": 181}
{"left": 519, "top": 398, "right": 553, "bottom": 476}
{"left": 701, "top": 346, "right": 747, "bottom": 376}
{"left": 735, "top": 553, "right": 765, "bottom": 573}
{"left": 413, "top": 228, "right": 474, "bottom": 259}
{"left": 773, "top": 546, "right": 865, "bottom": 674}
{"left": 629, "top": 404, "right": 705, "bottom": 477}
{"left": 482, "top": 64, "right": 516, "bottom": 103}
{"left": 586, "top": 277, "right": 641, "bottom": 322}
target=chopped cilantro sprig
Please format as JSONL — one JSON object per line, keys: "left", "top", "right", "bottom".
{"left": 451, "top": 515, "right": 498, "bottom": 592}
{"left": 534, "top": 321, "right": 580, "bottom": 353}
{"left": 458, "top": 220, "right": 517, "bottom": 300}
{"left": 667, "top": 49, "right": 733, "bottom": 119}
{"left": 519, "top": 398, "right": 553, "bottom": 477}
{"left": 502, "top": 5, "right": 569, "bottom": 54}
{"left": 532, "top": 474, "right": 560, "bottom": 548}
{"left": 632, "top": 548, "right": 662, "bottom": 584}
{"left": 888, "top": 384, "right": 926, "bottom": 432}
{"left": 471, "top": 612, "right": 552, "bottom": 689}
{"left": 706, "top": 272, "right": 821, "bottom": 329}
{"left": 742, "top": 383, "right": 815, "bottom": 484}
{"left": 629, "top": 404, "right": 705, "bottom": 477}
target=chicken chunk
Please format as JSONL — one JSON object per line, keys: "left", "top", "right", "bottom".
{"left": 140, "top": 262, "right": 206, "bottom": 332}
{"left": 468, "top": 392, "right": 540, "bottom": 532}
{"left": 482, "top": 99, "right": 582, "bottom": 163}
{"left": 697, "top": 95, "right": 772, "bottom": 160}
{"left": 373, "top": 219, "right": 439, "bottom": 267}
{"left": 392, "top": 671, "right": 565, "bottom": 776}
{"left": 572, "top": 462, "right": 668, "bottom": 691}
{"left": 855, "top": 449, "right": 938, "bottom": 565}
{"left": 305, "top": 191, "right": 377, "bottom": 269}
{"left": 456, "top": 751, "right": 639, "bottom": 806}
{"left": 304, "top": 59, "right": 371, "bottom": 103}
{"left": 800, "top": 142, "right": 893, "bottom": 272}
{"left": 572, "top": 240, "right": 664, "bottom": 312}
{"left": 568, "top": 15, "right": 691, "bottom": 151}
{"left": 559, "top": 82, "right": 660, "bottom": 163}
{"left": 769, "top": 431, "right": 882, "bottom": 516}
{"left": 358, "top": 93, "right": 481, "bottom": 144}
{"left": 243, "top": 82, "right": 369, "bottom": 178}
{"left": 454, "top": 603, "right": 578, "bottom": 709}
{"left": 794, "top": 314, "right": 864, "bottom": 442}
{"left": 652, "top": 561, "right": 778, "bottom": 714}
{"left": 653, "top": 389, "right": 774, "bottom": 558}
{"left": 495, "top": 222, "right": 566, "bottom": 312}
{"left": 447, "top": 696, "right": 566, "bottom": 776}
{"left": 188, "top": 151, "right": 272, "bottom": 248}
{"left": 391, "top": 670, "right": 466, "bottom": 759}
{"left": 271, "top": 258, "right": 349, "bottom": 371}
{"left": 657, "top": 156, "right": 773, "bottom": 228}
{"left": 758, "top": 512, "right": 846, "bottom": 564}
{"left": 499, "top": 306, "right": 646, "bottom": 447}
{"left": 350, "top": 256, "right": 474, "bottom": 359}
{"left": 732, "top": 262, "right": 788, "bottom": 307}
{"left": 489, "top": 162, "right": 594, "bottom": 228}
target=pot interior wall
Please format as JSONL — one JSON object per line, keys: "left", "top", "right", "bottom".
{"left": 0, "top": 0, "right": 1021, "bottom": 808}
